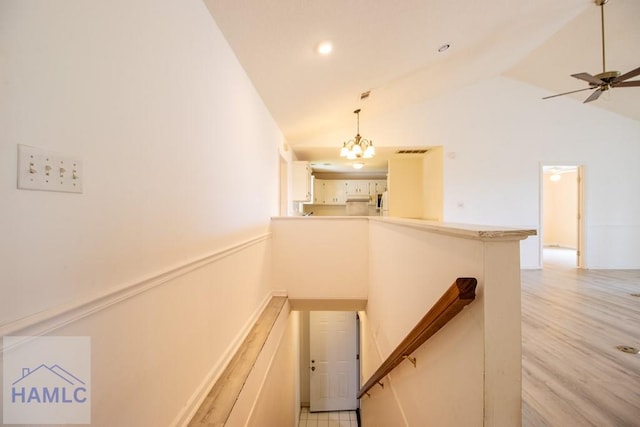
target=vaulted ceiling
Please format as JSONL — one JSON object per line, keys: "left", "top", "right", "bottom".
{"left": 204, "top": 0, "right": 639, "bottom": 155}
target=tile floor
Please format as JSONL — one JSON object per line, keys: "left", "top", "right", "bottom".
{"left": 298, "top": 408, "right": 358, "bottom": 427}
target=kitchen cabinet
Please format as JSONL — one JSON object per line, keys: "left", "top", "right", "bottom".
{"left": 346, "top": 180, "right": 370, "bottom": 197}
{"left": 370, "top": 180, "right": 387, "bottom": 206}
{"left": 313, "top": 179, "right": 346, "bottom": 204}
{"left": 312, "top": 179, "right": 387, "bottom": 205}
{"left": 313, "top": 179, "right": 325, "bottom": 204}
{"left": 292, "top": 161, "right": 312, "bottom": 202}
{"left": 372, "top": 180, "right": 387, "bottom": 194}
{"left": 323, "top": 180, "right": 347, "bottom": 205}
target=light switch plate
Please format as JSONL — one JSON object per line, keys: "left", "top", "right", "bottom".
{"left": 17, "top": 144, "right": 83, "bottom": 193}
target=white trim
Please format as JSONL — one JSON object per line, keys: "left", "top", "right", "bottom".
{"left": 370, "top": 217, "right": 536, "bottom": 241}
{"left": 0, "top": 233, "right": 272, "bottom": 339}
{"left": 172, "top": 291, "right": 287, "bottom": 427}
{"left": 272, "top": 216, "right": 536, "bottom": 241}
{"left": 242, "top": 300, "right": 291, "bottom": 426}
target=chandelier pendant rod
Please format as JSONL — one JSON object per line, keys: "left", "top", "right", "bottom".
{"left": 340, "top": 108, "right": 374, "bottom": 160}
{"left": 600, "top": 0, "right": 606, "bottom": 73}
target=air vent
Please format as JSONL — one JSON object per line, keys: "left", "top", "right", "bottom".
{"left": 617, "top": 346, "right": 639, "bottom": 354}
{"left": 396, "top": 149, "right": 428, "bottom": 154}
{"left": 360, "top": 90, "right": 371, "bottom": 100}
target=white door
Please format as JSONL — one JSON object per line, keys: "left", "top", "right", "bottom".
{"left": 309, "top": 311, "right": 359, "bottom": 412}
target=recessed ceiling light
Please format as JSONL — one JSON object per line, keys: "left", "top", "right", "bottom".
{"left": 353, "top": 162, "right": 364, "bottom": 169}
{"left": 317, "top": 41, "right": 333, "bottom": 55}
{"left": 438, "top": 43, "right": 450, "bottom": 53}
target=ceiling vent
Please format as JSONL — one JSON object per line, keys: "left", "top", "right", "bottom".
{"left": 396, "top": 149, "right": 428, "bottom": 154}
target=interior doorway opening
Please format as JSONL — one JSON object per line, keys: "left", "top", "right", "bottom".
{"left": 541, "top": 164, "right": 584, "bottom": 268}
{"left": 298, "top": 311, "right": 360, "bottom": 414}
{"left": 279, "top": 154, "right": 289, "bottom": 216}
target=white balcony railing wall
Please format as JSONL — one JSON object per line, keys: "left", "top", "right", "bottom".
{"left": 273, "top": 216, "right": 534, "bottom": 427}
{"left": 1, "top": 217, "right": 533, "bottom": 427}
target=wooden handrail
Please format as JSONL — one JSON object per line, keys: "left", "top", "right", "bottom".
{"left": 357, "top": 277, "right": 477, "bottom": 399}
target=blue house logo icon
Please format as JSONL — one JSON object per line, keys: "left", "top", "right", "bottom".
{"left": 11, "top": 364, "right": 88, "bottom": 404}
{"left": 3, "top": 336, "right": 91, "bottom": 424}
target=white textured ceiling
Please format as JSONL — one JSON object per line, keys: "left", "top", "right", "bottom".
{"left": 204, "top": 0, "right": 639, "bottom": 171}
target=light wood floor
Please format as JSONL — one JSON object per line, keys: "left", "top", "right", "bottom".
{"left": 522, "top": 249, "right": 640, "bottom": 426}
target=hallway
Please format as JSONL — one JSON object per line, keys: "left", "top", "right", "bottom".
{"left": 521, "top": 252, "right": 640, "bottom": 426}
{"left": 542, "top": 246, "right": 577, "bottom": 268}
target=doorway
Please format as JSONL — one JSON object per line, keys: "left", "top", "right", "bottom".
{"left": 300, "top": 311, "right": 360, "bottom": 413}
{"left": 279, "top": 155, "right": 289, "bottom": 216}
{"left": 540, "top": 165, "right": 584, "bottom": 268}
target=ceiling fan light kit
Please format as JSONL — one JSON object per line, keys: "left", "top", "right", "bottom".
{"left": 340, "top": 109, "right": 375, "bottom": 161}
{"left": 543, "top": 0, "right": 640, "bottom": 103}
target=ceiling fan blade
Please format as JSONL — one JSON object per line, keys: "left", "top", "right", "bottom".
{"left": 584, "top": 88, "right": 603, "bottom": 103}
{"left": 612, "top": 66, "right": 640, "bottom": 83}
{"left": 571, "top": 72, "right": 605, "bottom": 85}
{"left": 613, "top": 81, "right": 640, "bottom": 87}
{"left": 542, "top": 87, "right": 596, "bottom": 100}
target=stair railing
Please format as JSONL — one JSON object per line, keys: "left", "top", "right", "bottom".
{"left": 358, "top": 277, "right": 477, "bottom": 398}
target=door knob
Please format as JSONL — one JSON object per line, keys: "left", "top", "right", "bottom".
{"left": 311, "top": 366, "right": 315, "bottom": 371}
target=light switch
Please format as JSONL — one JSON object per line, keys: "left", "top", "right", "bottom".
{"left": 17, "top": 145, "right": 83, "bottom": 193}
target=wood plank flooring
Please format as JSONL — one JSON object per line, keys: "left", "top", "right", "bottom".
{"left": 522, "top": 249, "right": 640, "bottom": 427}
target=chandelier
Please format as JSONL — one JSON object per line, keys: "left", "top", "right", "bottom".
{"left": 340, "top": 109, "right": 375, "bottom": 160}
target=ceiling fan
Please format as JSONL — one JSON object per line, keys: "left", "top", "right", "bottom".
{"left": 543, "top": 0, "right": 640, "bottom": 103}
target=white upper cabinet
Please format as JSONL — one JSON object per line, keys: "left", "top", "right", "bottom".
{"left": 321, "top": 180, "right": 347, "bottom": 205}
{"left": 346, "top": 180, "right": 370, "bottom": 196}
{"left": 373, "top": 180, "right": 387, "bottom": 194}
{"left": 292, "top": 161, "right": 312, "bottom": 201}
{"left": 313, "top": 178, "right": 325, "bottom": 204}
{"left": 312, "top": 179, "right": 386, "bottom": 205}
{"left": 370, "top": 180, "right": 387, "bottom": 205}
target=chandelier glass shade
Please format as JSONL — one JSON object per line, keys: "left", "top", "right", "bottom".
{"left": 340, "top": 109, "right": 375, "bottom": 160}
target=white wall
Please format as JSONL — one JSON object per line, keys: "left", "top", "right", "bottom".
{"left": 271, "top": 217, "right": 369, "bottom": 301}
{"left": 295, "top": 76, "right": 640, "bottom": 269}
{"left": 1, "top": 0, "right": 284, "bottom": 425}
{"left": 363, "top": 222, "right": 485, "bottom": 427}
{"left": 363, "top": 219, "right": 525, "bottom": 427}
{"left": 433, "top": 77, "right": 640, "bottom": 269}
{"left": 0, "top": 0, "right": 284, "bottom": 324}
{"left": 357, "top": 310, "right": 406, "bottom": 426}
{"left": 423, "top": 147, "right": 443, "bottom": 221}
{"left": 388, "top": 157, "right": 423, "bottom": 218}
